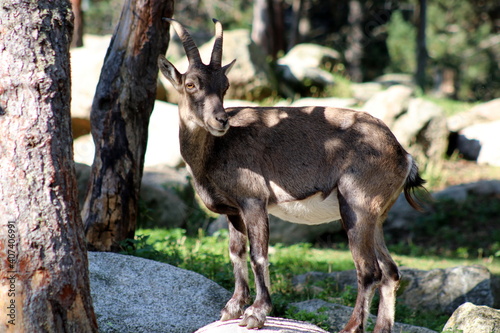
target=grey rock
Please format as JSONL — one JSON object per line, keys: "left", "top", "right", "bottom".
{"left": 88, "top": 252, "right": 231, "bottom": 333}
{"left": 194, "top": 317, "right": 329, "bottom": 333}
{"left": 374, "top": 73, "right": 416, "bottom": 88}
{"left": 292, "top": 266, "right": 494, "bottom": 316}
{"left": 277, "top": 43, "right": 340, "bottom": 89}
{"left": 350, "top": 82, "right": 384, "bottom": 102}
{"left": 447, "top": 98, "right": 500, "bottom": 132}
{"left": 73, "top": 101, "right": 183, "bottom": 168}
{"left": 70, "top": 34, "right": 111, "bottom": 120}
{"left": 443, "top": 302, "right": 500, "bottom": 333}
{"left": 144, "top": 101, "right": 183, "bottom": 168}
{"left": 290, "top": 299, "right": 437, "bottom": 333}
{"left": 399, "top": 266, "right": 494, "bottom": 315}
{"left": 392, "top": 98, "right": 448, "bottom": 162}
{"left": 138, "top": 180, "right": 188, "bottom": 229}
{"left": 456, "top": 120, "right": 500, "bottom": 167}
{"left": 432, "top": 180, "right": 500, "bottom": 202}
{"left": 363, "top": 85, "right": 414, "bottom": 127}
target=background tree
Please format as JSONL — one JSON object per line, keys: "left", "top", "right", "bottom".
{"left": 82, "top": 0, "right": 174, "bottom": 251}
{"left": 0, "top": 1, "right": 98, "bottom": 331}
{"left": 71, "top": 0, "right": 84, "bottom": 47}
{"left": 251, "top": 0, "right": 286, "bottom": 59}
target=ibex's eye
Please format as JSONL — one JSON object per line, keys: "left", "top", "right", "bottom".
{"left": 186, "top": 83, "right": 195, "bottom": 90}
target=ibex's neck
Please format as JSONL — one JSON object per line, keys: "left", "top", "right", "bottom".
{"left": 179, "top": 122, "right": 215, "bottom": 177}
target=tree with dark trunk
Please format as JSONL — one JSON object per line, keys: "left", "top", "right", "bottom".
{"left": 345, "top": 0, "right": 364, "bottom": 82}
{"left": 416, "top": 0, "right": 428, "bottom": 91}
{"left": 82, "top": 0, "right": 174, "bottom": 251}
{"left": 0, "top": 1, "right": 98, "bottom": 331}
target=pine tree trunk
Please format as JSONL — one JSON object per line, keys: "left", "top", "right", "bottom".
{"left": 82, "top": 0, "right": 174, "bottom": 251}
{"left": 0, "top": 1, "right": 98, "bottom": 332}
{"left": 346, "top": 0, "right": 364, "bottom": 82}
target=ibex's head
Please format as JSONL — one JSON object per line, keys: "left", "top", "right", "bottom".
{"left": 158, "top": 19, "right": 235, "bottom": 137}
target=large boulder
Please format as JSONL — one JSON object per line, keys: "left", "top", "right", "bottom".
{"left": 398, "top": 266, "right": 494, "bottom": 315}
{"left": 443, "top": 302, "right": 500, "bottom": 333}
{"left": 455, "top": 120, "right": 500, "bottom": 166}
{"left": 391, "top": 98, "right": 448, "bottom": 162}
{"left": 161, "top": 29, "right": 275, "bottom": 102}
{"left": 277, "top": 43, "right": 340, "bottom": 91}
{"left": 88, "top": 252, "right": 231, "bottom": 333}
{"left": 73, "top": 100, "right": 183, "bottom": 168}
{"left": 362, "top": 84, "right": 414, "bottom": 127}
{"left": 144, "top": 101, "right": 182, "bottom": 168}
{"left": 70, "top": 34, "right": 111, "bottom": 121}
{"left": 291, "top": 266, "right": 494, "bottom": 316}
{"left": 447, "top": 98, "right": 500, "bottom": 132}
{"left": 195, "top": 317, "right": 328, "bottom": 333}
{"left": 290, "top": 299, "right": 437, "bottom": 333}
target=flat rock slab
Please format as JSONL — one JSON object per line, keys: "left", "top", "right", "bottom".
{"left": 194, "top": 317, "right": 328, "bottom": 333}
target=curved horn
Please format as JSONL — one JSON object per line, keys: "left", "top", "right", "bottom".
{"left": 163, "top": 18, "right": 201, "bottom": 65}
{"left": 209, "top": 18, "right": 223, "bottom": 68}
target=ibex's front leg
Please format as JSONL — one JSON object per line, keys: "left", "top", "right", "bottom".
{"left": 221, "top": 214, "right": 251, "bottom": 321}
{"left": 239, "top": 198, "right": 272, "bottom": 329}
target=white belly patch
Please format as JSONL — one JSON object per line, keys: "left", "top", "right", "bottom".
{"left": 268, "top": 190, "right": 341, "bottom": 225}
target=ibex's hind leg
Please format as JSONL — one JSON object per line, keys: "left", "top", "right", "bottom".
{"left": 221, "top": 214, "right": 251, "bottom": 321}
{"left": 338, "top": 192, "right": 383, "bottom": 333}
{"left": 373, "top": 212, "right": 401, "bottom": 333}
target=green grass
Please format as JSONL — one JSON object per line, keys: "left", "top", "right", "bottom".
{"left": 121, "top": 226, "right": 499, "bottom": 332}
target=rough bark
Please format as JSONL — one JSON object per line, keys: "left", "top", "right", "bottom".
{"left": 82, "top": 0, "right": 174, "bottom": 251}
{"left": 0, "top": 1, "right": 98, "bottom": 332}
{"left": 345, "top": 0, "right": 364, "bottom": 82}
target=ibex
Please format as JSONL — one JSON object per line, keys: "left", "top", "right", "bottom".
{"left": 158, "top": 19, "right": 427, "bottom": 333}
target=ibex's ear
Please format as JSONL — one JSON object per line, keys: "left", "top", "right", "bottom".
{"left": 222, "top": 59, "right": 236, "bottom": 76}
{"left": 158, "top": 54, "right": 182, "bottom": 89}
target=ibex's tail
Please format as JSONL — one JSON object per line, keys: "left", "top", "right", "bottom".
{"left": 404, "top": 157, "right": 431, "bottom": 211}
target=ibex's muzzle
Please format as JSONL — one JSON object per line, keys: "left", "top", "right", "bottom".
{"left": 205, "top": 98, "right": 229, "bottom": 136}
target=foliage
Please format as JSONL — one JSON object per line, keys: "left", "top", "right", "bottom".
{"left": 388, "top": 195, "right": 500, "bottom": 260}
{"left": 386, "top": 10, "right": 416, "bottom": 74}
{"left": 425, "top": 0, "right": 499, "bottom": 100}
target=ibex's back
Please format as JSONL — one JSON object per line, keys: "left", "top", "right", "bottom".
{"left": 158, "top": 19, "right": 427, "bottom": 333}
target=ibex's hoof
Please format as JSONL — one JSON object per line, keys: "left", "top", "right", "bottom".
{"left": 220, "top": 299, "right": 245, "bottom": 321}
{"left": 238, "top": 306, "right": 267, "bottom": 329}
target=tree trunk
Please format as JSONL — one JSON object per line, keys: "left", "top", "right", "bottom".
{"left": 345, "top": 0, "right": 364, "bottom": 82}
{"left": 82, "top": 0, "right": 174, "bottom": 252}
{"left": 0, "top": 1, "right": 98, "bottom": 332}
{"left": 416, "top": 0, "right": 428, "bottom": 91}
{"left": 251, "top": 0, "right": 285, "bottom": 59}
{"left": 71, "top": 0, "right": 84, "bottom": 48}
